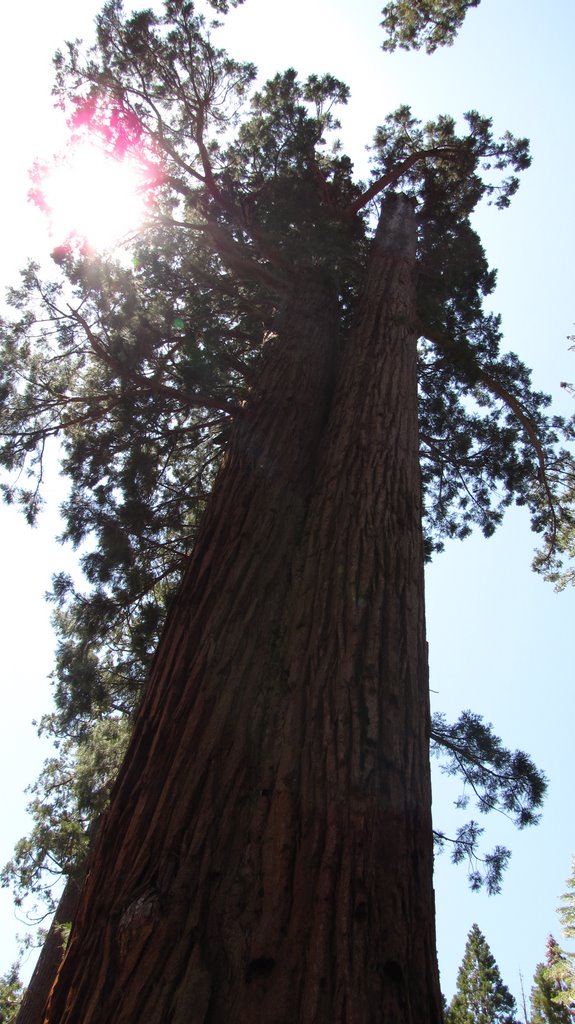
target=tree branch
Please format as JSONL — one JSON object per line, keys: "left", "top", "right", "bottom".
{"left": 67, "top": 306, "right": 239, "bottom": 415}
{"left": 345, "top": 146, "right": 461, "bottom": 215}
{"left": 423, "top": 326, "right": 558, "bottom": 554}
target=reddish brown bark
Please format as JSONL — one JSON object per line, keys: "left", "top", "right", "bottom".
{"left": 43, "top": 195, "right": 441, "bottom": 1023}
{"left": 247, "top": 193, "right": 441, "bottom": 1022}
{"left": 15, "top": 876, "right": 81, "bottom": 1024}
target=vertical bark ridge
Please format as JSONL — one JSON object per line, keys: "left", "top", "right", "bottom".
{"left": 43, "top": 269, "right": 340, "bottom": 1023}
{"left": 44, "top": 197, "right": 442, "bottom": 1024}
{"left": 233, "top": 195, "right": 442, "bottom": 1023}
{"left": 15, "top": 876, "right": 82, "bottom": 1024}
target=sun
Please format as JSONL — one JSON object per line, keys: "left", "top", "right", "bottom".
{"left": 30, "top": 98, "right": 162, "bottom": 253}
{"left": 42, "top": 143, "right": 151, "bottom": 250}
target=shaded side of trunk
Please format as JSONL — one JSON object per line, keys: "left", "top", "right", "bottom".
{"left": 15, "top": 877, "right": 81, "bottom": 1024}
{"left": 44, "top": 197, "right": 441, "bottom": 1024}
{"left": 18, "top": 819, "right": 102, "bottom": 1024}
{"left": 226, "top": 194, "right": 441, "bottom": 1023}
{"left": 43, "top": 270, "right": 340, "bottom": 1023}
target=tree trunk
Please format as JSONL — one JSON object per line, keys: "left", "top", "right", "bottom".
{"left": 17, "top": 818, "right": 101, "bottom": 1024}
{"left": 15, "top": 876, "right": 81, "bottom": 1024}
{"left": 43, "top": 196, "right": 442, "bottom": 1023}
{"left": 241, "top": 194, "right": 441, "bottom": 1023}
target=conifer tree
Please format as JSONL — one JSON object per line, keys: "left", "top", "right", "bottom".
{"left": 558, "top": 859, "right": 575, "bottom": 944}
{"left": 0, "top": 0, "right": 571, "bottom": 1020}
{"left": 542, "top": 862, "right": 575, "bottom": 1018}
{"left": 531, "top": 936, "right": 573, "bottom": 1024}
{"left": 446, "top": 923, "right": 517, "bottom": 1024}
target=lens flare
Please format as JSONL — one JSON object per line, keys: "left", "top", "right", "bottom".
{"left": 42, "top": 143, "right": 150, "bottom": 249}
{"left": 30, "top": 97, "right": 162, "bottom": 253}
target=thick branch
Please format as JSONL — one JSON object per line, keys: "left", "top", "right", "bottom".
{"left": 346, "top": 146, "right": 460, "bottom": 215}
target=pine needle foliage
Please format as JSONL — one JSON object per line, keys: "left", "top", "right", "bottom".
{"left": 0, "top": 0, "right": 570, "bottom": 918}
{"left": 539, "top": 863, "right": 575, "bottom": 1019}
{"left": 446, "top": 923, "right": 518, "bottom": 1024}
{"left": 531, "top": 937, "right": 574, "bottom": 1024}
{"left": 381, "top": 0, "right": 481, "bottom": 53}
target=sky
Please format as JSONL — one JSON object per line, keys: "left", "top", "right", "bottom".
{"left": 0, "top": 0, "right": 574, "bottom": 1009}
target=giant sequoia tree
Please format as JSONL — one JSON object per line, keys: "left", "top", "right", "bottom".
{"left": 0, "top": 0, "right": 571, "bottom": 1020}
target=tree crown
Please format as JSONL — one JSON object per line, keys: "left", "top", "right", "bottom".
{"left": 0, "top": 0, "right": 570, "bottom": 918}
{"left": 447, "top": 923, "right": 517, "bottom": 1024}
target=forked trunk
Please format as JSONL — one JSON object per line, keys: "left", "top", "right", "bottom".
{"left": 243, "top": 194, "right": 442, "bottom": 1022}
{"left": 43, "top": 196, "right": 441, "bottom": 1023}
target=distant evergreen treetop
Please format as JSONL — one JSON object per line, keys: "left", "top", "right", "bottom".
{"left": 446, "top": 923, "right": 518, "bottom": 1024}
{"left": 558, "top": 858, "right": 575, "bottom": 943}
{"left": 539, "top": 862, "right": 575, "bottom": 1019}
{"left": 531, "top": 936, "right": 573, "bottom": 1024}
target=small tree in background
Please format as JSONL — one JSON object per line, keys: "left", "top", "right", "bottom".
{"left": 538, "top": 861, "right": 575, "bottom": 1020}
{"left": 557, "top": 859, "right": 575, "bottom": 945}
{"left": 531, "top": 936, "right": 573, "bottom": 1024}
{"left": 447, "top": 923, "right": 517, "bottom": 1024}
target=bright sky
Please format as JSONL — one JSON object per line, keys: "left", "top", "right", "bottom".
{"left": 1, "top": 0, "right": 574, "bottom": 1007}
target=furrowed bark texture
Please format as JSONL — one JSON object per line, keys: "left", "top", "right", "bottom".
{"left": 244, "top": 194, "right": 442, "bottom": 1023}
{"left": 15, "top": 876, "right": 82, "bottom": 1024}
{"left": 43, "top": 196, "right": 441, "bottom": 1023}
{"left": 17, "top": 818, "right": 100, "bottom": 1024}
{"left": 43, "top": 270, "right": 340, "bottom": 1022}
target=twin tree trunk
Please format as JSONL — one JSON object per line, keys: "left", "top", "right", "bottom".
{"left": 42, "top": 195, "right": 443, "bottom": 1023}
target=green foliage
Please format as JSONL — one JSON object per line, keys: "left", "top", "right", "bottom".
{"left": 558, "top": 859, "right": 575, "bottom": 943}
{"left": 539, "top": 344, "right": 575, "bottom": 589}
{"left": 531, "top": 937, "right": 574, "bottom": 1024}
{"left": 381, "top": 0, "right": 481, "bottom": 53}
{"left": 0, "top": 966, "right": 23, "bottom": 1024}
{"left": 446, "top": 923, "right": 517, "bottom": 1024}
{"left": 1, "top": 718, "right": 131, "bottom": 915}
{"left": 205, "top": 0, "right": 245, "bottom": 11}
{"left": 530, "top": 863, "right": 575, "bottom": 1024}
{"left": 0, "top": 0, "right": 571, "bottom": 916}
{"left": 366, "top": 104, "right": 570, "bottom": 558}
{"left": 431, "top": 711, "right": 546, "bottom": 894}
{"left": 541, "top": 862, "right": 575, "bottom": 1017}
